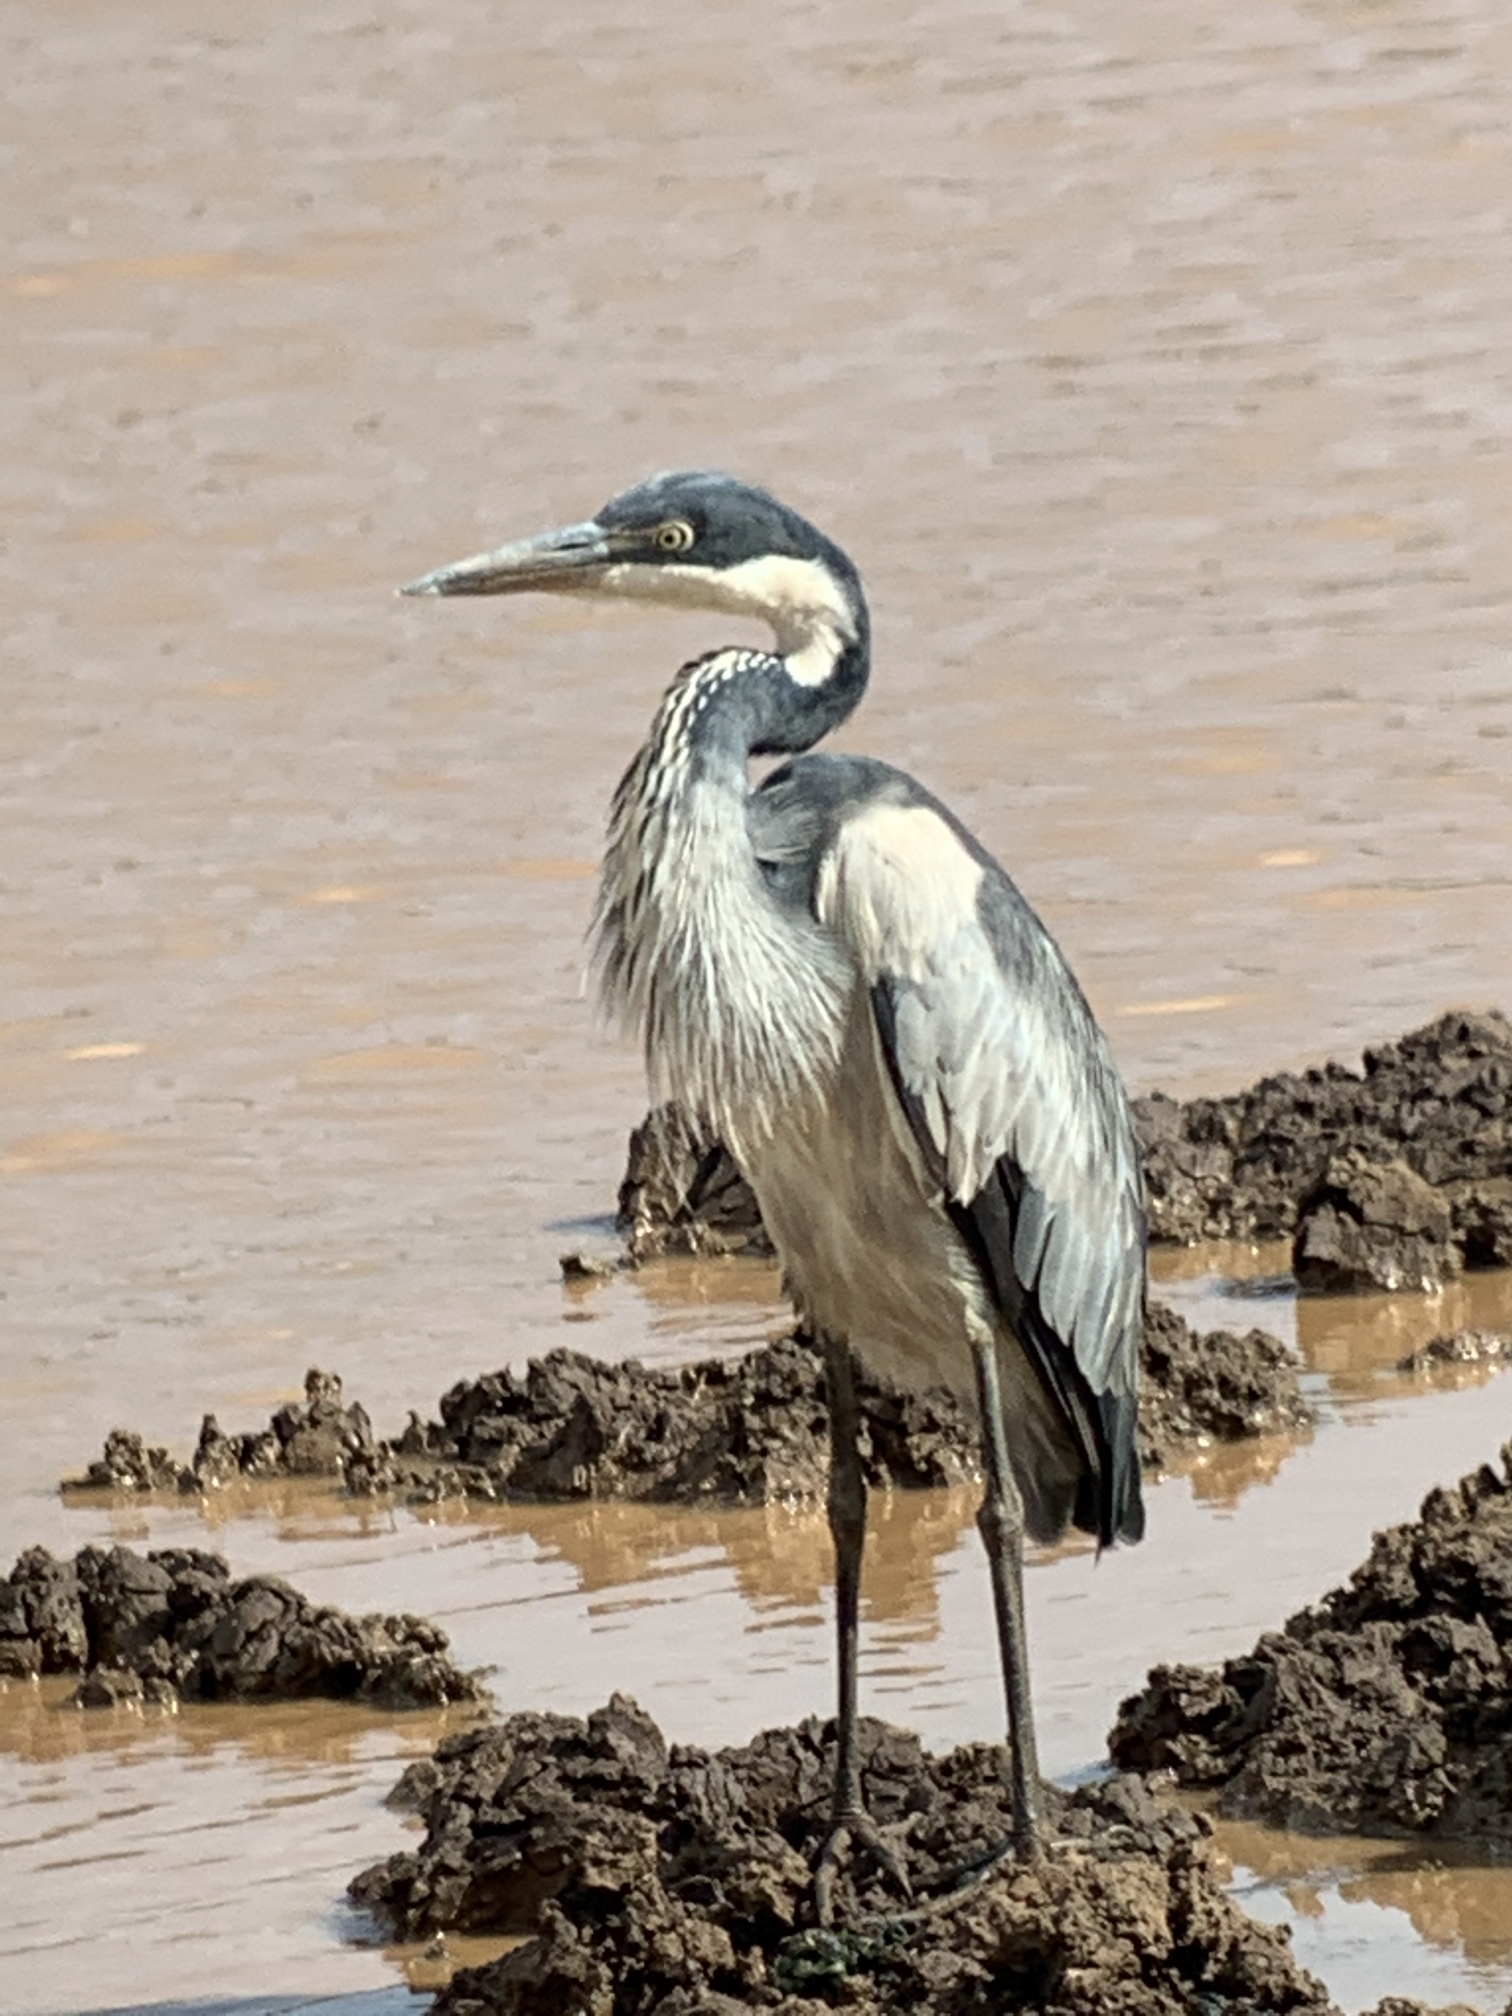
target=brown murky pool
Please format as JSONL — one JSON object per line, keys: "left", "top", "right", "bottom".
{"left": 4, "top": 0, "right": 1511, "bottom": 2009}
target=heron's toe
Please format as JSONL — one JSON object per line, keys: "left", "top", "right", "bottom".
{"left": 812, "top": 1806, "right": 915, "bottom": 1926}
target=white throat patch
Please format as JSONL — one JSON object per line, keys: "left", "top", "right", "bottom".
{"left": 597, "top": 553, "right": 856, "bottom": 689}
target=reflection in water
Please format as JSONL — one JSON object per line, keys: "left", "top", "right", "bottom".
{"left": 1173, "top": 1428, "right": 1310, "bottom": 1512}
{"left": 1153, "top": 1240, "right": 1512, "bottom": 1408}
{"left": 421, "top": 1484, "right": 979, "bottom": 1628}
{"left": 1297, "top": 1267, "right": 1512, "bottom": 1392}
{"left": 0, "top": 1675, "right": 478, "bottom": 1773}
{"left": 1216, "top": 1817, "right": 1512, "bottom": 2013}
{"left": 385, "top": 1932, "right": 520, "bottom": 1997}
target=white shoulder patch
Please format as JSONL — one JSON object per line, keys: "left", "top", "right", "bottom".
{"left": 815, "top": 803, "right": 984, "bottom": 982}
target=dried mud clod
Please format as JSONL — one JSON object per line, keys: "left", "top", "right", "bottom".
{"left": 1108, "top": 1443, "right": 1512, "bottom": 1842}
{"left": 351, "top": 1693, "right": 1342, "bottom": 2016}
{"left": 1292, "top": 1152, "right": 1460, "bottom": 1295}
{"left": 620, "top": 1013, "right": 1512, "bottom": 1285}
{"left": 63, "top": 1311, "right": 1310, "bottom": 1511}
{"left": 350, "top": 1695, "right": 1477, "bottom": 2016}
{"left": 0, "top": 1543, "right": 484, "bottom": 1710}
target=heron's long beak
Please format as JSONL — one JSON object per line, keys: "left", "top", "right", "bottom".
{"left": 399, "top": 520, "right": 611, "bottom": 597}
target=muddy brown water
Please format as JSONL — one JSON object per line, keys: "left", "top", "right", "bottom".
{"left": 4, "top": 0, "right": 1512, "bottom": 2010}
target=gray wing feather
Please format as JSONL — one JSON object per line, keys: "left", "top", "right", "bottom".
{"left": 750, "top": 753, "right": 1145, "bottom": 1545}
{"left": 795, "top": 771, "right": 1144, "bottom": 1544}
{"left": 882, "top": 905, "right": 1144, "bottom": 1401}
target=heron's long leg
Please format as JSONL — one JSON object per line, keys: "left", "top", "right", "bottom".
{"left": 812, "top": 1332, "right": 910, "bottom": 1924}
{"left": 822, "top": 1331, "right": 866, "bottom": 1825}
{"left": 971, "top": 1334, "right": 1042, "bottom": 1857}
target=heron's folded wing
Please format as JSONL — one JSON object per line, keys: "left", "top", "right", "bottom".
{"left": 816, "top": 799, "right": 1145, "bottom": 1542}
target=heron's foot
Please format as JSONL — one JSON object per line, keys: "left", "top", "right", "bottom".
{"left": 812, "top": 1806, "right": 916, "bottom": 1926}
{"left": 888, "top": 1817, "right": 1054, "bottom": 1928}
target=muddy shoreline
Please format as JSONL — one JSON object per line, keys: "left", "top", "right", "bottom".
{"left": 0, "top": 1543, "right": 483, "bottom": 1711}
{"left": 24, "top": 1009, "right": 1512, "bottom": 2015}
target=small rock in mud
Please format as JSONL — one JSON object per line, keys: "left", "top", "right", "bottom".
{"left": 621, "top": 1013, "right": 1512, "bottom": 1276}
{"left": 1108, "top": 1443, "right": 1512, "bottom": 1843}
{"left": 65, "top": 1316, "right": 1310, "bottom": 1511}
{"left": 350, "top": 1694, "right": 1440, "bottom": 2016}
{"left": 0, "top": 1544, "right": 483, "bottom": 1710}
{"left": 1397, "top": 1328, "right": 1512, "bottom": 1374}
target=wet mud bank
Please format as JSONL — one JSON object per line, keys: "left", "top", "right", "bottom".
{"left": 619, "top": 1012, "right": 1512, "bottom": 1295}
{"left": 1109, "top": 1445, "right": 1512, "bottom": 1843}
{"left": 0, "top": 1544, "right": 483, "bottom": 1710}
{"left": 65, "top": 1308, "right": 1309, "bottom": 1511}
{"left": 350, "top": 1694, "right": 1460, "bottom": 2016}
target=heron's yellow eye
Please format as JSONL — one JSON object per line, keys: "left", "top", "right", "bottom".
{"left": 654, "top": 520, "right": 695, "bottom": 554}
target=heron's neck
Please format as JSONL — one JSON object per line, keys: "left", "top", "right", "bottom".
{"left": 593, "top": 646, "right": 861, "bottom": 1143}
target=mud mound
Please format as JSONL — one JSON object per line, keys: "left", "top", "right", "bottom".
{"left": 1138, "top": 1304, "right": 1311, "bottom": 1470}
{"left": 0, "top": 1544, "right": 482, "bottom": 1710}
{"left": 1397, "top": 1329, "right": 1512, "bottom": 1375}
{"left": 63, "top": 1314, "right": 1309, "bottom": 1511}
{"left": 1137, "top": 1010, "right": 1512, "bottom": 1262}
{"left": 619, "top": 1104, "right": 771, "bottom": 1261}
{"left": 1108, "top": 1444, "right": 1512, "bottom": 1842}
{"left": 351, "top": 1694, "right": 1342, "bottom": 2016}
{"left": 68, "top": 1367, "right": 377, "bottom": 1494}
{"left": 348, "top": 1697, "right": 1479, "bottom": 2016}
{"left": 619, "top": 1014, "right": 1512, "bottom": 1287}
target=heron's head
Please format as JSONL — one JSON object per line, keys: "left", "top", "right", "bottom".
{"left": 401, "top": 471, "right": 867, "bottom": 688}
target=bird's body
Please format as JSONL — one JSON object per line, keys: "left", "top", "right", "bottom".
{"left": 597, "top": 727, "right": 1143, "bottom": 1542}
{"left": 404, "top": 469, "right": 1146, "bottom": 1909}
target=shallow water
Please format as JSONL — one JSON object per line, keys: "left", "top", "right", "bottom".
{"left": 4, "top": 0, "right": 1512, "bottom": 2009}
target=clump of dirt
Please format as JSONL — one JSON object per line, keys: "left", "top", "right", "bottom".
{"left": 361, "top": 1335, "right": 976, "bottom": 1505}
{"left": 1291, "top": 1153, "right": 1460, "bottom": 1294}
{"left": 63, "top": 1314, "right": 1310, "bottom": 1511}
{"left": 0, "top": 1543, "right": 483, "bottom": 1710}
{"left": 68, "top": 1367, "right": 377, "bottom": 1495}
{"left": 1137, "top": 1305, "right": 1311, "bottom": 1469}
{"left": 619, "top": 1104, "right": 772, "bottom": 1261}
{"left": 1403, "top": 1330, "right": 1512, "bottom": 1378}
{"left": 1108, "top": 1444, "right": 1512, "bottom": 1843}
{"left": 621, "top": 1013, "right": 1512, "bottom": 1290}
{"left": 1136, "top": 1010, "right": 1512, "bottom": 1264}
{"left": 349, "top": 1694, "right": 1439, "bottom": 2016}
{"left": 1397, "top": 1328, "right": 1512, "bottom": 1374}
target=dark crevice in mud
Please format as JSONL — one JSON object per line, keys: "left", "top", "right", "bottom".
{"left": 348, "top": 1694, "right": 1449, "bottom": 2016}
{"left": 0, "top": 1544, "right": 484, "bottom": 1710}
{"left": 1109, "top": 1443, "right": 1512, "bottom": 1843}
{"left": 617, "top": 1011, "right": 1512, "bottom": 1295}
{"left": 62, "top": 1307, "right": 1310, "bottom": 1512}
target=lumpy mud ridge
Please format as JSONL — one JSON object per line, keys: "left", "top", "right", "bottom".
{"left": 1110, "top": 1444, "right": 1512, "bottom": 1844}
{"left": 619, "top": 1011, "right": 1512, "bottom": 1294}
{"left": 0, "top": 1543, "right": 482, "bottom": 1710}
{"left": 64, "top": 1305, "right": 1312, "bottom": 1508}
